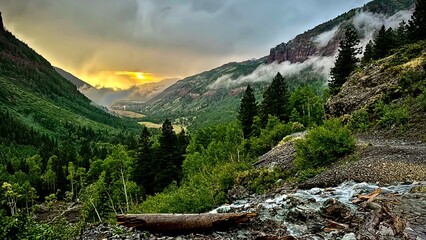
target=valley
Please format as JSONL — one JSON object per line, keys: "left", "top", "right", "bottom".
{"left": 1, "top": 0, "right": 426, "bottom": 239}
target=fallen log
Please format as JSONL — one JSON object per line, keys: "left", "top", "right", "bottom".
{"left": 117, "top": 212, "right": 256, "bottom": 233}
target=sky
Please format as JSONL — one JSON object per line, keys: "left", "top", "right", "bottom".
{"left": 0, "top": 0, "right": 371, "bottom": 89}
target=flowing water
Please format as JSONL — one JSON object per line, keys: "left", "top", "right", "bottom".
{"left": 210, "top": 181, "right": 426, "bottom": 239}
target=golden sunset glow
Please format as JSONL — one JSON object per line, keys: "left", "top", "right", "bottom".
{"left": 77, "top": 71, "right": 168, "bottom": 89}
{"left": 114, "top": 71, "right": 157, "bottom": 81}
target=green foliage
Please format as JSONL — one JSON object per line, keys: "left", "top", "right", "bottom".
{"left": 238, "top": 85, "right": 258, "bottom": 138}
{"left": 294, "top": 119, "right": 356, "bottom": 170}
{"left": 288, "top": 86, "right": 325, "bottom": 127}
{"left": 297, "top": 167, "right": 327, "bottom": 182}
{"left": 417, "top": 90, "right": 426, "bottom": 111}
{"left": 236, "top": 168, "right": 293, "bottom": 194}
{"left": 0, "top": 213, "right": 77, "bottom": 240}
{"left": 375, "top": 101, "right": 410, "bottom": 128}
{"left": 362, "top": 40, "right": 374, "bottom": 65}
{"left": 244, "top": 116, "right": 295, "bottom": 157}
{"left": 138, "top": 123, "right": 251, "bottom": 213}
{"left": 348, "top": 108, "right": 371, "bottom": 132}
{"left": 373, "top": 25, "right": 396, "bottom": 59}
{"left": 408, "top": 0, "right": 426, "bottom": 41}
{"left": 330, "top": 27, "right": 360, "bottom": 95}
{"left": 260, "top": 72, "right": 290, "bottom": 124}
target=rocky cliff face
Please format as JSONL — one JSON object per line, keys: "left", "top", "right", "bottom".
{"left": 267, "top": 0, "right": 415, "bottom": 64}
{"left": 267, "top": 23, "right": 346, "bottom": 64}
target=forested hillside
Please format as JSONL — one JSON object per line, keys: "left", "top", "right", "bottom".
{"left": 1, "top": 0, "right": 426, "bottom": 239}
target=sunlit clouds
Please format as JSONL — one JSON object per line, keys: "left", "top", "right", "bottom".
{"left": 0, "top": 0, "right": 372, "bottom": 89}
{"left": 78, "top": 71, "right": 167, "bottom": 90}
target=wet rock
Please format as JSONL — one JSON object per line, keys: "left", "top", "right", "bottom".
{"left": 228, "top": 185, "right": 250, "bottom": 200}
{"left": 341, "top": 232, "right": 356, "bottom": 240}
{"left": 321, "top": 199, "right": 352, "bottom": 222}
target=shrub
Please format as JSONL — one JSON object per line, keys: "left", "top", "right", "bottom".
{"left": 294, "top": 119, "right": 356, "bottom": 170}
{"left": 236, "top": 167, "right": 294, "bottom": 194}
{"left": 375, "top": 102, "right": 409, "bottom": 128}
{"left": 417, "top": 90, "right": 426, "bottom": 111}
{"left": 348, "top": 108, "right": 370, "bottom": 132}
{"left": 297, "top": 167, "right": 326, "bottom": 182}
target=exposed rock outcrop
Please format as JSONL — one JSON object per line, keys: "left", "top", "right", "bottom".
{"left": 267, "top": 28, "right": 343, "bottom": 64}
{"left": 325, "top": 55, "right": 425, "bottom": 118}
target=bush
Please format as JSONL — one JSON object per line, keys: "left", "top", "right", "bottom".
{"left": 375, "top": 101, "right": 409, "bottom": 128}
{"left": 417, "top": 90, "right": 426, "bottom": 111}
{"left": 236, "top": 167, "right": 294, "bottom": 194}
{"left": 297, "top": 167, "right": 326, "bottom": 182}
{"left": 348, "top": 108, "right": 370, "bottom": 132}
{"left": 294, "top": 119, "right": 356, "bottom": 170}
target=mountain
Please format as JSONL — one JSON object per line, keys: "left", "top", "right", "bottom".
{"left": 267, "top": 0, "right": 415, "bottom": 64}
{"left": 54, "top": 66, "right": 94, "bottom": 89}
{"left": 122, "top": 0, "right": 415, "bottom": 130}
{"left": 0, "top": 12, "right": 139, "bottom": 138}
{"left": 53, "top": 67, "right": 178, "bottom": 107}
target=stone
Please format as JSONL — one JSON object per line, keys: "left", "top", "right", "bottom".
{"left": 341, "top": 232, "right": 356, "bottom": 240}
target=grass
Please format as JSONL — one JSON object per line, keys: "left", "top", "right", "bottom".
{"left": 138, "top": 121, "right": 185, "bottom": 132}
{"left": 110, "top": 109, "right": 146, "bottom": 118}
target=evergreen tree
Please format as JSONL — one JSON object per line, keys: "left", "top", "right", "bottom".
{"left": 154, "top": 119, "right": 179, "bottom": 193}
{"left": 329, "top": 27, "right": 360, "bottom": 95}
{"left": 373, "top": 25, "right": 395, "bottom": 59}
{"left": 260, "top": 72, "right": 290, "bottom": 125}
{"left": 408, "top": 0, "right": 426, "bottom": 41}
{"left": 395, "top": 20, "right": 408, "bottom": 46}
{"left": 238, "top": 85, "right": 257, "bottom": 138}
{"left": 362, "top": 40, "right": 374, "bottom": 65}
{"left": 134, "top": 127, "right": 154, "bottom": 194}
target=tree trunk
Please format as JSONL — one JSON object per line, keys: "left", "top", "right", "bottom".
{"left": 117, "top": 212, "right": 256, "bottom": 234}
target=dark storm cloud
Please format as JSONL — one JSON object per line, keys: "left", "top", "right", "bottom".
{"left": 0, "top": 0, "right": 371, "bottom": 87}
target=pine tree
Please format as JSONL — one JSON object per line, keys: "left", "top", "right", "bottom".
{"left": 260, "top": 72, "right": 290, "bottom": 125}
{"left": 395, "top": 20, "right": 408, "bottom": 46}
{"left": 362, "top": 40, "right": 374, "bottom": 65}
{"left": 329, "top": 27, "right": 360, "bottom": 95}
{"left": 373, "top": 25, "right": 395, "bottom": 59}
{"left": 134, "top": 127, "right": 154, "bottom": 194}
{"left": 408, "top": 0, "right": 426, "bottom": 41}
{"left": 154, "top": 119, "right": 179, "bottom": 193}
{"left": 238, "top": 85, "right": 257, "bottom": 138}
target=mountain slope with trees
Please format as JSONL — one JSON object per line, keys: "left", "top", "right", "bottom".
{"left": 123, "top": 0, "right": 415, "bottom": 130}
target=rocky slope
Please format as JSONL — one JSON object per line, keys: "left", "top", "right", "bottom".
{"left": 267, "top": 0, "right": 414, "bottom": 64}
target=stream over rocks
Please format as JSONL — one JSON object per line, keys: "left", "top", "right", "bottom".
{"left": 209, "top": 181, "right": 426, "bottom": 240}
{"left": 81, "top": 181, "right": 426, "bottom": 239}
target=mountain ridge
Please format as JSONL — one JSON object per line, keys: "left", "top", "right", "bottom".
{"left": 0, "top": 12, "right": 140, "bottom": 136}
{"left": 120, "top": 0, "right": 414, "bottom": 129}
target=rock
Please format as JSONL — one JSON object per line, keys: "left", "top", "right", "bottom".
{"left": 409, "top": 185, "right": 426, "bottom": 193}
{"left": 228, "top": 185, "right": 250, "bottom": 200}
{"left": 365, "top": 201, "right": 382, "bottom": 211}
{"left": 341, "top": 232, "right": 356, "bottom": 240}
{"left": 321, "top": 199, "right": 353, "bottom": 222}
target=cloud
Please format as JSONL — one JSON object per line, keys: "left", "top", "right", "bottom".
{"left": 313, "top": 25, "right": 340, "bottom": 48}
{"left": 0, "top": 0, "right": 372, "bottom": 88}
{"left": 353, "top": 10, "right": 412, "bottom": 49}
{"left": 209, "top": 9, "right": 413, "bottom": 90}
{"left": 209, "top": 56, "right": 335, "bottom": 89}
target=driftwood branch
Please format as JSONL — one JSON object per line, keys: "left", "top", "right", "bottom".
{"left": 352, "top": 188, "right": 381, "bottom": 205}
{"left": 117, "top": 212, "right": 256, "bottom": 233}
